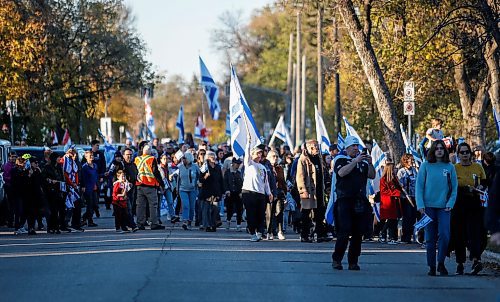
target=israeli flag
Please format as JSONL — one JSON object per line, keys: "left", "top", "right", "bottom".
{"left": 176, "top": 105, "right": 185, "bottom": 144}
{"left": 337, "top": 133, "right": 345, "bottom": 151}
{"left": 315, "top": 105, "right": 331, "bottom": 154}
{"left": 343, "top": 116, "right": 366, "bottom": 149}
{"left": 368, "top": 140, "right": 386, "bottom": 195}
{"left": 229, "top": 64, "right": 261, "bottom": 158}
{"left": 199, "top": 56, "right": 221, "bottom": 120}
{"left": 98, "top": 129, "right": 116, "bottom": 167}
{"left": 125, "top": 130, "right": 133, "bottom": 141}
{"left": 414, "top": 214, "right": 433, "bottom": 232}
{"left": 493, "top": 106, "right": 500, "bottom": 141}
{"left": 225, "top": 113, "right": 231, "bottom": 136}
{"left": 400, "top": 124, "right": 423, "bottom": 167}
{"left": 269, "top": 115, "right": 294, "bottom": 149}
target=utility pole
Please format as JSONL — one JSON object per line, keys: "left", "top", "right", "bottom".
{"left": 317, "top": 6, "right": 324, "bottom": 116}
{"left": 301, "top": 55, "right": 306, "bottom": 142}
{"left": 295, "top": 12, "right": 302, "bottom": 147}
{"left": 291, "top": 63, "right": 297, "bottom": 143}
{"left": 333, "top": 17, "right": 342, "bottom": 136}
{"left": 286, "top": 33, "right": 294, "bottom": 128}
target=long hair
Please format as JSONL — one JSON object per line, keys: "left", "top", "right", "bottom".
{"left": 400, "top": 153, "right": 413, "bottom": 168}
{"left": 382, "top": 162, "right": 395, "bottom": 183}
{"left": 427, "top": 140, "right": 450, "bottom": 163}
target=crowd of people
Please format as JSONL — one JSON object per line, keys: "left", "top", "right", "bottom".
{"left": 0, "top": 118, "right": 499, "bottom": 277}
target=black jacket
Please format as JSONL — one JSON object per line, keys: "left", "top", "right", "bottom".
{"left": 224, "top": 168, "right": 243, "bottom": 194}
{"left": 199, "top": 164, "right": 224, "bottom": 200}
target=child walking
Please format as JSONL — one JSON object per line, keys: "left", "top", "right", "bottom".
{"left": 112, "top": 170, "right": 130, "bottom": 233}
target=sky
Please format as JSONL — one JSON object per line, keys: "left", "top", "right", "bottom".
{"left": 125, "top": 0, "right": 272, "bottom": 82}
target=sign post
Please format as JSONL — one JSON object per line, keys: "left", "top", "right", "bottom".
{"left": 404, "top": 82, "right": 415, "bottom": 146}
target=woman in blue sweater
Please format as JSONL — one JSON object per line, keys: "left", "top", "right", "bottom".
{"left": 416, "top": 140, "right": 458, "bottom": 276}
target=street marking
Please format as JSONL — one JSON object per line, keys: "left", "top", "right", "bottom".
{"left": 0, "top": 248, "right": 425, "bottom": 258}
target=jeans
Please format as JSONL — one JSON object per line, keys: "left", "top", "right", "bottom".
{"left": 180, "top": 190, "right": 197, "bottom": 222}
{"left": 162, "top": 189, "right": 176, "bottom": 218}
{"left": 202, "top": 200, "right": 219, "bottom": 228}
{"left": 424, "top": 207, "right": 451, "bottom": 267}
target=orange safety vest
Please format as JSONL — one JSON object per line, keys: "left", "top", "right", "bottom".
{"left": 134, "top": 155, "right": 159, "bottom": 187}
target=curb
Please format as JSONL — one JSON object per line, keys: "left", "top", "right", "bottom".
{"left": 483, "top": 250, "right": 500, "bottom": 264}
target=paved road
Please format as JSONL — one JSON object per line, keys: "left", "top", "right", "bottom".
{"left": 1, "top": 207, "right": 499, "bottom": 302}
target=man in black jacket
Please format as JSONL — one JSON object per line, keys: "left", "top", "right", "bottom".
{"left": 123, "top": 148, "right": 138, "bottom": 231}
{"left": 224, "top": 157, "right": 243, "bottom": 231}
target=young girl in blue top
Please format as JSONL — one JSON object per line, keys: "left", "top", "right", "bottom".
{"left": 416, "top": 140, "right": 458, "bottom": 276}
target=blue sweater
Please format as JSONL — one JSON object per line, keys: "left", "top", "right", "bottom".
{"left": 81, "top": 163, "right": 99, "bottom": 193}
{"left": 416, "top": 161, "right": 458, "bottom": 210}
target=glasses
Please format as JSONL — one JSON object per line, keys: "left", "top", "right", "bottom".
{"left": 459, "top": 151, "right": 470, "bottom": 155}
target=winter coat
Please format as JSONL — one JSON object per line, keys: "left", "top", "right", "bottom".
{"left": 296, "top": 153, "right": 317, "bottom": 209}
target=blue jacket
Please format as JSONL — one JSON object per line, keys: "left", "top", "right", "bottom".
{"left": 81, "top": 163, "right": 99, "bottom": 193}
{"left": 416, "top": 161, "right": 458, "bottom": 210}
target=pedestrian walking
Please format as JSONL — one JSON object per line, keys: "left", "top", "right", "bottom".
{"left": 112, "top": 170, "right": 131, "bottom": 233}
{"left": 224, "top": 157, "right": 243, "bottom": 231}
{"left": 177, "top": 151, "right": 200, "bottom": 230}
{"left": 379, "top": 162, "right": 402, "bottom": 244}
{"left": 199, "top": 151, "right": 224, "bottom": 232}
{"left": 397, "top": 154, "right": 419, "bottom": 244}
{"left": 449, "top": 142, "right": 487, "bottom": 275}
{"left": 242, "top": 139, "right": 272, "bottom": 242}
{"left": 416, "top": 140, "right": 458, "bottom": 276}
{"left": 134, "top": 144, "right": 165, "bottom": 230}
{"left": 42, "top": 152, "right": 65, "bottom": 234}
{"left": 331, "top": 136, "right": 375, "bottom": 271}
{"left": 81, "top": 151, "right": 99, "bottom": 227}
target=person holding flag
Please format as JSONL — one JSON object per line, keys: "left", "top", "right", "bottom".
{"left": 331, "top": 136, "right": 375, "bottom": 271}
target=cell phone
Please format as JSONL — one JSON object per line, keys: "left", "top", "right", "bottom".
{"left": 361, "top": 149, "right": 368, "bottom": 155}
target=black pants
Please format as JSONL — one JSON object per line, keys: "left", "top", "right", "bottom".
{"left": 70, "top": 199, "right": 82, "bottom": 228}
{"left": 113, "top": 205, "right": 128, "bottom": 230}
{"left": 226, "top": 192, "right": 243, "bottom": 224}
{"left": 314, "top": 204, "right": 327, "bottom": 237}
{"left": 380, "top": 219, "right": 398, "bottom": 241}
{"left": 301, "top": 208, "right": 312, "bottom": 239}
{"left": 451, "top": 194, "right": 487, "bottom": 263}
{"left": 242, "top": 190, "right": 266, "bottom": 234}
{"left": 332, "top": 197, "right": 370, "bottom": 265}
{"left": 401, "top": 198, "right": 417, "bottom": 242}
{"left": 47, "top": 192, "right": 65, "bottom": 231}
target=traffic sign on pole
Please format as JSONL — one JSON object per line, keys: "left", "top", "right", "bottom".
{"left": 404, "top": 81, "right": 414, "bottom": 101}
{"left": 404, "top": 101, "right": 415, "bottom": 116}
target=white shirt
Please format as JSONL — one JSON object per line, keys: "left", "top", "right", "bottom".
{"left": 242, "top": 144, "right": 271, "bottom": 195}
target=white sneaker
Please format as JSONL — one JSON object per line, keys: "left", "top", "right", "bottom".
{"left": 14, "top": 229, "right": 23, "bottom": 235}
{"left": 278, "top": 232, "right": 286, "bottom": 240}
{"left": 250, "top": 234, "right": 260, "bottom": 242}
{"left": 19, "top": 227, "right": 28, "bottom": 234}
{"left": 387, "top": 240, "right": 398, "bottom": 245}
{"left": 267, "top": 233, "right": 274, "bottom": 240}
{"left": 256, "top": 232, "right": 263, "bottom": 239}
{"left": 236, "top": 225, "right": 242, "bottom": 232}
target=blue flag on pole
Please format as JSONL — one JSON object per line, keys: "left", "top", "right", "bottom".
{"left": 315, "top": 105, "right": 331, "bottom": 154}
{"left": 229, "top": 64, "right": 261, "bottom": 158}
{"left": 343, "top": 116, "right": 366, "bottom": 149}
{"left": 199, "top": 56, "right": 221, "bottom": 120}
{"left": 337, "top": 133, "right": 345, "bottom": 151}
{"left": 176, "top": 106, "right": 185, "bottom": 144}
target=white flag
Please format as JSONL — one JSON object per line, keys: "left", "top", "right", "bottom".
{"left": 368, "top": 140, "right": 386, "bottom": 195}
{"left": 199, "top": 56, "right": 221, "bottom": 120}
{"left": 229, "top": 64, "right": 261, "bottom": 158}
{"left": 315, "top": 105, "right": 331, "bottom": 154}
{"left": 343, "top": 116, "right": 366, "bottom": 149}
{"left": 269, "top": 115, "right": 294, "bottom": 149}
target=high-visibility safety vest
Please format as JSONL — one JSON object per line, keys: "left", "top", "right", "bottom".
{"left": 134, "top": 155, "right": 159, "bottom": 186}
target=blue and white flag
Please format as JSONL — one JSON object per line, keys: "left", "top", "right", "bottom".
{"left": 325, "top": 154, "right": 351, "bottom": 225}
{"left": 143, "top": 88, "right": 156, "bottom": 139}
{"left": 414, "top": 214, "right": 433, "bottom": 232}
{"left": 98, "top": 129, "right": 116, "bottom": 167}
{"left": 337, "top": 133, "right": 345, "bottom": 151}
{"left": 368, "top": 140, "right": 386, "bottom": 195}
{"left": 199, "top": 56, "right": 221, "bottom": 120}
{"left": 229, "top": 64, "right": 261, "bottom": 158}
{"left": 176, "top": 105, "right": 185, "bottom": 144}
{"left": 343, "top": 116, "right": 366, "bottom": 149}
{"left": 125, "top": 130, "right": 133, "bottom": 141}
{"left": 315, "top": 105, "right": 331, "bottom": 154}
{"left": 269, "top": 115, "right": 294, "bottom": 149}
{"left": 400, "top": 124, "right": 423, "bottom": 167}
{"left": 225, "top": 113, "right": 231, "bottom": 136}
{"left": 494, "top": 106, "right": 500, "bottom": 141}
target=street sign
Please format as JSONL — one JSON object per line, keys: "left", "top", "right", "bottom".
{"left": 404, "top": 101, "right": 415, "bottom": 116}
{"left": 100, "top": 117, "right": 112, "bottom": 139}
{"left": 404, "top": 81, "right": 414, "bottom": 101}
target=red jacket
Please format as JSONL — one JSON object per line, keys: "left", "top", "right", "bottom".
{"left": 380, "top": 177, "right": 402, "bottom": 220}
{"left": 112, "top": 181, "right": 128, "bottom": 208}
